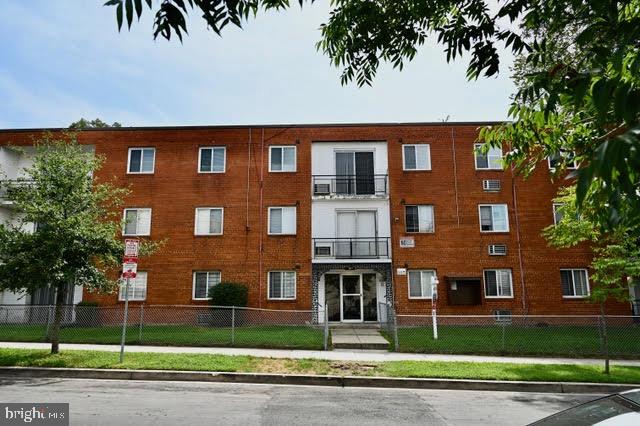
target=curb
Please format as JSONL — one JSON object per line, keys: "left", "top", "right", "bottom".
{"left": 0, "top": 367, "right": 637, "bottom": 394}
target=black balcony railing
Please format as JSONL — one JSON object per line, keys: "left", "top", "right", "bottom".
{"left": 312, "top": 175, "right": 388, "bottom": 196}
{"left": 313, "top": 237, "right": 390, "bottom": 259}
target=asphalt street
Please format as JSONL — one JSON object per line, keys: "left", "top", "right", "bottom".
{"left": 0, "top": 378, "right": 600, "bottom": 425}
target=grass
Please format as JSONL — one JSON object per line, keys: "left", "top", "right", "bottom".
{"left": 0, "top": 348, "right": 639, "bottom": 384}
{"left": 0, "top": 325, "right": 324, "bottom": 350}
{"left": 390, "top": 325, "right": 640, "bottom": 358}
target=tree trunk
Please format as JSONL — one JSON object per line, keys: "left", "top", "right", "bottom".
{"left": 49, "top": 283, "right": 67, "bottom": 354}
{"left": 600, "top": 302, "right": 610, "bottom": 375}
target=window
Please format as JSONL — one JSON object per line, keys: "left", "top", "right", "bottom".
{"left": 474, "top": 143, "right": 503, "bottom": 170}
{"left": 123, "top": 208, "right": 152, "bottom": 236}
{"left": 119, "top": 272, "right": 147, "bottom": 301}
{"left": 408, "top": 270, "right": 436, "bottom": 299}
{"left": 479, "top": 204, "right": 509, "bottom": 232}
{"left": 268, "top": 206, "right": 296, "bottom": 235}
{"left": 199, "top": 147, "right": 226, "bottom": 173}
{"left": 561, "top": 269, "right": 590, "bottom": 297}
{"left": 553, "top": 203, "right": 564, "bottom": 225}
{"left": 128, "top": 148, "right": 155, "bottom": 173}
{"left": 194, "top": 208, "right": 223, "bottom": 235}
{"left": 403, "top": 144, "right": 431, "bottom": 171}
{"left": 484, "top": 269, "right": 513, "bottom": 298}
{"left": 192, "top": 271, "right": 221, "bottom": 300}
{"left": 269, "top": 146, "right": 296, "bottom": 172}
{"left": 268, "top": 271, "right": 296, "bottom": 300}
{"left": 548, "top": 151, "right": 578, "bottom": 170}
{"left": 405, "top": 205, "right": 434, "bottom": 233}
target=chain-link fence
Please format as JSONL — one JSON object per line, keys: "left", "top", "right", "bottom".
{"left": 0, "top": 304, "right": 327, "bottom": 350}
{"left": 381, "top": 309, "right": 640, "bottom": 358}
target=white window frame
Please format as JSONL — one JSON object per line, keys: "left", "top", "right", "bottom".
{"left": 122, "top": 208, "right": 152, "bottom": 236}
{"left": 547, "top": 151, "right": 578, "bottom": 170}
{"left": 198, "top": 146, "right": 226, "bottom": 173}
{"left": 483, "top": 269, "right": 513, "bottom": 299}
{"left": 404, "top": 205, "right": 435, "bottom": 233}
{"left": 478, "top": 204, "right": 510, "bottom": 233}
{"left": 118, "top": 271, "right": 147, "bottom": 301}
{"left": 553, "top": 203, "right": 564, "bottom": 225}
{"left": 127, "top": 147, "right": 156, "bottom": 174}
{"left": 407, "top": 270, "right": 436, "bottom": 299}
{"left": 269, "top": 146, "right": 297, "bottom": 172}
{"left": 402, "top": 144, "right": 432, "bottom": 171}
{"left": 268, "top": 206, "right": 297, "bottom": 235}
{"left": 192, "top": 271, "right": 222, "bottom": 300}
{"left": 561, "top": 269, "right": 590, "bottom": 298}
{"left": 267, "top": 270, "right": 297, "bottom": 300}
{"left": 474, "top": 143, "right": 503, "bottom": 170}
{"left": 194, "top": 207, "right": 224, "bottom": 236}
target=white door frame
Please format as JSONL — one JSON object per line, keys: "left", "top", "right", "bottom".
{"left": 340, "top": 273, "right": 363, "bottom": 322}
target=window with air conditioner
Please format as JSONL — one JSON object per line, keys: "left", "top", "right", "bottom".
{"left": 474, "top": 143, "right": 503, "bottom": 170}
{"left": 482, "top": 179, "right": 501, "bottom": 191}
{"left": 123, "top": 208, "right": 152, "bottom": 236}
{"left": 561, "top": 269, "right": 590, "bottom": 297}
{"left": 479, "top": 204, "right": 509, "bottom": 232}
{"left": 488, "top": 244, "right": 507, "bottom": 256}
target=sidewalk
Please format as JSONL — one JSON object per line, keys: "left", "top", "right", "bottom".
{"left": 2, "top": 341, "right": 639, "bottom": 366}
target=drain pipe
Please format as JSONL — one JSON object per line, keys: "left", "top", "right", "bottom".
{"left": 258, "top": 128, "right": 265, "bottom": 307}
{"left": 511, "top": 168, "right": 528, "bottom": 314}
{"left": 451, "top": 127, "right": 461, "bottom": 227}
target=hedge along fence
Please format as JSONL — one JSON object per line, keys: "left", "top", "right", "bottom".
{"left": 0, "top": 304, "right": 326, "bottom": 350}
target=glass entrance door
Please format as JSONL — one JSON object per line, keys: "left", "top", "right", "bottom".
{"left": 341, "top": 275, "right": 363, "bottom": 322}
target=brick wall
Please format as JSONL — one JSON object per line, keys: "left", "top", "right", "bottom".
{"left": 0, "top": 123, "right": 630, "bottom": 315}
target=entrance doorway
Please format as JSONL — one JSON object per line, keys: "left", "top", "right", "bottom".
{"left": 324, "top": 272, "right": 378, "bottom": 323}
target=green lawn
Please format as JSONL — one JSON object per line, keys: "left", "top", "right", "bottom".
{"left": 391, "top": 325, "right": 640, "bottom": 358}
{"left": 0, "top": 348, "right": 639, "bottom": 384}
{"left": 0, "top": 325, "right": 324, "bottom": 350}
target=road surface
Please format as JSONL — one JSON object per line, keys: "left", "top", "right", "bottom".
{"left": 0, "top": 378, "right": 599, "bottom": 425}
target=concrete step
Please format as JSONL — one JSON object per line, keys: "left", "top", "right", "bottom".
{"left": 331, "top": 328, "right": 390, "bottom": 350}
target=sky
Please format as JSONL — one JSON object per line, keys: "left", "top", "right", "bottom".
{"left": 0, "top": 1, "right": 516, "bottom": 129}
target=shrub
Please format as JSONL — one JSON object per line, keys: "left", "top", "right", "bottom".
{"left": 208, "top": 282, "right": 248, "bottom": 307}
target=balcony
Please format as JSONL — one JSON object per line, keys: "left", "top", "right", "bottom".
{"left": 313, "top": 237, "right": 390, "bottom": 259}
{"left": 312, "top": 175, "right": 388, "bottom": 197}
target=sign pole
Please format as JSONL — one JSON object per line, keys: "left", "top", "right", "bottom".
{"left": 119, "top": 275, "right": 130, "bottom": 363}
{"left": 431, "top": 276, "right": 439, "bottom": 340}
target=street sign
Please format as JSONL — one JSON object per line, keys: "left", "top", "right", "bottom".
{"left": 124, "top": 239, "right": 139, "bottom": 258}
{"left": 122, "top": 262, "right": 137, "bottom": 279}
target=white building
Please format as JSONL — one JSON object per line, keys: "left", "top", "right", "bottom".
{"left": 311, "top": 141, "right": 392, "bottom": 323}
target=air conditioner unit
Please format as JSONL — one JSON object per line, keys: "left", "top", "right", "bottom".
{"left": 488, "top": 244, "right": 507, "bottom": 256}
{"left": 314, "top": 184, "right": 331, "bottom": 195}
{"left": 482, "top": 179, "right": 501, "bottom": 192}
{"left": 314, "top": 246, "right": 331, "bottom": 256}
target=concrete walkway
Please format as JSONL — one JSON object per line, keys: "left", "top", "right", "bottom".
{"left": 2, "top": 341, "right": 639, "bottom": 366}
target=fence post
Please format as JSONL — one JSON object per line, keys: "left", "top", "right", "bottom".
{"left": 323, "top": 302, "right": 329, "bottom": 351}
{"left": 391, "top": 303, "right": 399, "bottom": 351}
{"left": 231, "top": 306, "right": 235, "bottom": 346}
{"left": 138, "top": 304, "right": 144, "bottom": 344}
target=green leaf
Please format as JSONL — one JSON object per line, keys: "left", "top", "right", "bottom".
{"left": 125, "top": 0, "right": 134, "bottom": 29}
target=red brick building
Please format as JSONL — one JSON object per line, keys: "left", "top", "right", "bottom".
{"left": 0, "top": 123, "right": 631, "bottom": 321}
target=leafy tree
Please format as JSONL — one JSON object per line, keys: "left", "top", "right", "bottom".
{"left": 104, "top": 0, "right": 640, "bottom": 229}
{"left": 69, "top": 118, "right": 122, "bottom": 129}
{"left": 0, "top": 134, "right": 156, "bottom": 354}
